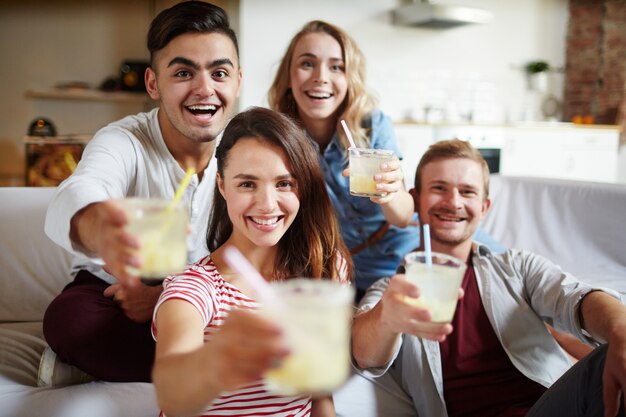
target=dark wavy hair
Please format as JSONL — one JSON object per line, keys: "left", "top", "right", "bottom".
{"left": 147, "top": 0, "right": 239, "bottom": 64}
{"left": 206, "top": 107, "right": 352, "bottom": 282}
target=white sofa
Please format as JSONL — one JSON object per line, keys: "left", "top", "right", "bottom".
{"left": 0, "top": 187, "right": 158, "bottom": 417}
{"left": 484, "top": 175, "right": 626, "bottom": 296}
{"left": 0, "top": 186, "right": 415, "bottom": 417}
{"left": 1, "top": 176, "right": 625, "bottom": 417}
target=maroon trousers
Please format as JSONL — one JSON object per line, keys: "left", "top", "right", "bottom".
{"left": 42, "top": 270, "right": 155, "bottom": 382}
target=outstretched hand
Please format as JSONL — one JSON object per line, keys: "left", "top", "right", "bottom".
{"left": 378, "top": 274, "right": 458, "bottom": 342}
{"left": 73, "top": 200, "right": 141, "bottom": 286}
{"left": 204, "top": 309, "right": 290, "bottom": 392}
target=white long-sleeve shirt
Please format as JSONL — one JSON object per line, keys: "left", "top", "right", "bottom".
{"left": 45, "top": 108, "right": 217, "bottom": 284}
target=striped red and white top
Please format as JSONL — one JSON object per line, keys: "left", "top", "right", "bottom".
{"left": 153, "top": 255, "right": 351, "bottom": 417}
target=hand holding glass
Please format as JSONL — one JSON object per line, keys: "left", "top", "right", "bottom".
{"left": 349, "top": 148, "right": 394, "bottom": 197}
{"left": 403, "top": 251, "right": 467, "bottom": 322}
{"left": 119, "top": 198, "right": 189, "bottom": 285}
{"left": 262, "top": 279, "right": 354, "bottom": 396}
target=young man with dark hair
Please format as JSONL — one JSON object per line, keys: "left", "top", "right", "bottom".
{"left": 42, "top": 1, "right": 241, "bottom": 384}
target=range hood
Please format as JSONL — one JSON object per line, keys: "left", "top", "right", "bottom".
{"left": 393, "top": 1, "right": 493, "bottom": 29}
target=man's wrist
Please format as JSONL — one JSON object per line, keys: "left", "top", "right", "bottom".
{"left": 70, "top": 204, "right": 97, "bottom": 256}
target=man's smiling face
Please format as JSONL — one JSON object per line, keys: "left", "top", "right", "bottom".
{"left": 415, "top": 157, "right": 491, "bottom": 250}
{"left": 145, "top": 32, "right": 241, "bottom": 145}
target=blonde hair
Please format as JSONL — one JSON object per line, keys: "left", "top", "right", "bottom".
{"left": 268, "top": 20, "right": 376, "bottom": 151}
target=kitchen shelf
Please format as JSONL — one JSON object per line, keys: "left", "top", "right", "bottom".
{"left": 25, "top": 88, "right": 152, "bottom": 104}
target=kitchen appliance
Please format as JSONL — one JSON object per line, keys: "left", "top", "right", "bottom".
{"left": 432, "top": 125, "right": 503, "bottom": 173}
{"left": 392, "top": 0, "right": 493, "bottom": 29}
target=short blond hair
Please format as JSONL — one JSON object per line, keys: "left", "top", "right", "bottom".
{"left": 414, "top": 139, "right": 490, "bottom": 201}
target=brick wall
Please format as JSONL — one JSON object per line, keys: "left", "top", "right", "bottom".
{"left": 564, "top": 0, "right": 626, "bottom": 144}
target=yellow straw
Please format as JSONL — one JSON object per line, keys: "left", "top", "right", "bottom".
{"left": 169, "top": 167, "right": 196, "bottom": 210}
{"left": 63, "top": 152, "right": 77, "bottom": 172}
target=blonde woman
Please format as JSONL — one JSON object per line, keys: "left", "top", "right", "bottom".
{"left": 268, "top": 20, "right": 419, "bottom": 298}
{"left": 269, "top": 20, "right": 504, "bottom": 298}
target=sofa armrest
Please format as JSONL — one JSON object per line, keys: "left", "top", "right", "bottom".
{"left": 0, "top": 187, "right": 73, "bottom": 322}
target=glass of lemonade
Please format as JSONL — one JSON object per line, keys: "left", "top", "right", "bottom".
{"left": 403, "top": 251, "right": 467, "bottom": 322}
{"left": 349, "top": 148, "right": 394, "bottom": 197}
{"left": 263, "top": 279, "right": 354, "bottom": 396}
{"left": 118, "top": 198, "right": 189, "bottom": 285}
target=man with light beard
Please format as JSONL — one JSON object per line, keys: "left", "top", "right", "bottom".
{"left": 41, "top": 1, "right": 241, "bottom": 385}
{"left": 352, "top": 139, "right": 626, "bottom": 417}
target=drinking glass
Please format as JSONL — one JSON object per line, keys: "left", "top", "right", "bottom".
{"left": 263, "top": 279, "right": 354, "bottom": 396}
{"left": 349, "top": 148, "right": 394, "bottom": 197}
{"left": 403, "top": 251, "right": 467, "bottom": 322}
{"left": 118, "top": 198, "right": 188, "bottom": 285}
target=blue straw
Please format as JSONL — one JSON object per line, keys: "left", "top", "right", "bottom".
{"left": 423, "top": 224, "right": 432, "bottom": 267}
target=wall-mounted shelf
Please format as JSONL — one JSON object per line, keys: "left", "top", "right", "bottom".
{"left": 25, "top": 88, "right": 152, "bottom": 104}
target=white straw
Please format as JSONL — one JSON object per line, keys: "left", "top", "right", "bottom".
{"left": 340, "top": 120, "right": 358, "bottom": 149}
{"left": 223, "top": 246, "right": 281, "bottom": 306}
{"left": 423, "top": 224, "right": 432, "bottom": 267}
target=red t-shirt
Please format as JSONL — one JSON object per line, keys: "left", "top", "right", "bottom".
{"left": 439, "top": 256, "right": 547, "bottom": 417}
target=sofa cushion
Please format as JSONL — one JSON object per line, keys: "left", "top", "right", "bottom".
{"left": 0, "top": 187, "right": 73, "bottom": 322}
{"left": 0, "top": 322, "right": 46, "bottom": 386}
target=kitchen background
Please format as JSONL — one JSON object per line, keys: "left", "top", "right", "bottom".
{"left": 1, "top": 0, "right": 625, "bottom": 184}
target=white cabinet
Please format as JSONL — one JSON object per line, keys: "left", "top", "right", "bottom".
{"left": 393, "top": 122, "right": 622, "bottom": 184}
{"left": 500, "top": 125, "right": 620, "bottom": 183}
{"left": 393, "top": 124, "right": 434, "bottom": 189}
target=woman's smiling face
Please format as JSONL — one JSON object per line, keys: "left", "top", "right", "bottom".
{"left": 217, "top": 137, "right": 300, "bottom": 249}
{"left": 289, "top": 32, "right": 348, "bottom": 127}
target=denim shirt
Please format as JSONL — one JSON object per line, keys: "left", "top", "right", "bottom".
{"left": 310, "top": 110, "right": 505, "bottom": 291}
{"left": 356, "top": 243, "right": 622, "bottom": 417}
{"left": 311, "top": 110, "right": 420, "bottom": 291}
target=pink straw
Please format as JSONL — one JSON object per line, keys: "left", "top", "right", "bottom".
{"left": 223, "top": 246, "right": 281, "bottom": 306}
{"left": 340, "top": 120, "right": 358, "bottom": 149}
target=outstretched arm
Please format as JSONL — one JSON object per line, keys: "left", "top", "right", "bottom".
{"left": 71, "top": 200, "right": 141, "bottom": 285}
{"left": 152, "top": 301, "right": 289, "bottom": 417}
{"left": 352, "top": 275, "right": 454, "bottom": 369}
{"left": 73, "top": 200, "right": 164, "bottom": 322}
{"left": 579, "top": 291, "right": 626, "bottom": 416}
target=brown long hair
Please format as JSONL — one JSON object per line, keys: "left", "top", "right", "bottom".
{"left": 268, "top": 20, "right": 376, "bottom": 152}
{"left": 207, "top": 107, "right": 352, "bottom": 282}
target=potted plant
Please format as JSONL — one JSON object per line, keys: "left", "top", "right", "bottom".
{"left": 525, "top": 60, "right": 550, "bottom": 74}
{"left": 525, "top": 60, "right": 550, "bottom": 92}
